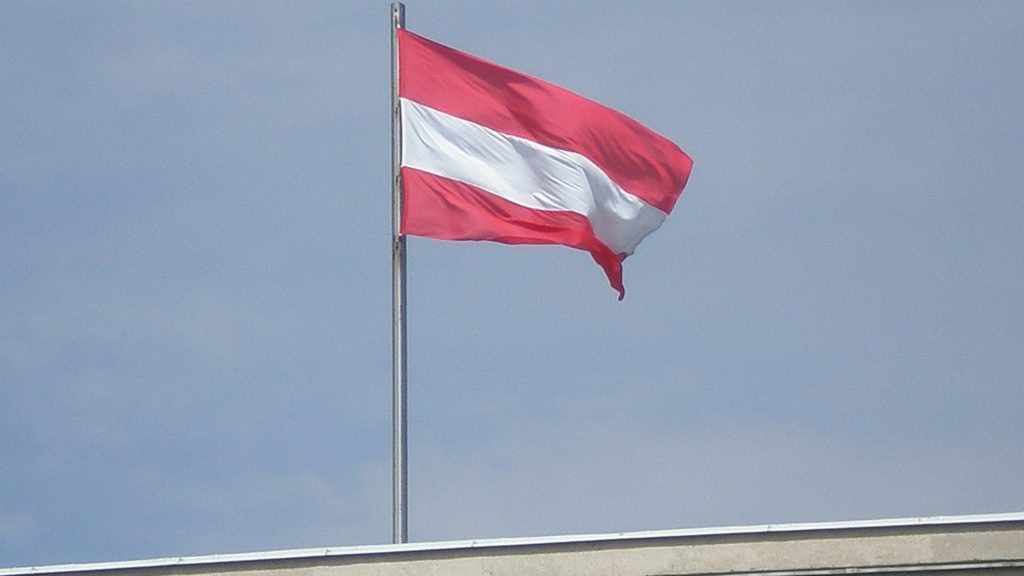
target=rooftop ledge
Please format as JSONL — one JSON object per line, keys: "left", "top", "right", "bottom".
{"left": 4, "top": 511, "right": 1024, "bottom": 576}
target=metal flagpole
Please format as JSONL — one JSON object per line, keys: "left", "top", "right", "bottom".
{"left": 390, "top": 2, "right": 408, "bottom": 545}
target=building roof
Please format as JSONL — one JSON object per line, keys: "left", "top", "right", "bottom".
{"left": 5, "top": 512, "right": 1024, "bottom": 576}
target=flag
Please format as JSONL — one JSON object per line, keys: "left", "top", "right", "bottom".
{"left": 398, "top": 30, "right": 692, "bottom": 299}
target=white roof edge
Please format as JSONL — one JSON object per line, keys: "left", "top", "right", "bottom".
{"left": 4, "top": 511, "right": 1024, "bottom": 575}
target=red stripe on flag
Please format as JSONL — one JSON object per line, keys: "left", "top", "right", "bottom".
{"left": 401, "top": 167, "right": 626, "bottom": 299}
{"left": 398, "top": 29, "right": 692, "bottom": 215}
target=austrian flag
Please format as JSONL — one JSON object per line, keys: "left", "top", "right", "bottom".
{"left": 398, "top": 30, "right": 693, "bottom": 299}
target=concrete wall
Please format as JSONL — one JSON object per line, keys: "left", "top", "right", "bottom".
{"left": 4, "top": 513, "right": 1023, "bottom": 576}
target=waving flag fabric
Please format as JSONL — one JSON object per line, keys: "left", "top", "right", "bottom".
{"left": 398, "top": 30, "right": 692, "bottom": 299}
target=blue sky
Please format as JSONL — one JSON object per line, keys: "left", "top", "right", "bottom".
{"left": 2, "top": 0, "right": 1022, "bottom": 567}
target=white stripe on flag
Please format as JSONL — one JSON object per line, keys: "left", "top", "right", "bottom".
{"left": 400, "top": 98, "right": 668, "bottom": 256}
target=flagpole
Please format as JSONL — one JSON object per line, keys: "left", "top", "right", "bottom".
{"left": 390, "top": 1, "right": 408, "bottom": 545}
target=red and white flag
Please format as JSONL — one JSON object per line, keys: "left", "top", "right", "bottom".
{"left": 398, "top": 30, "right": 693, "bottom": 299}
